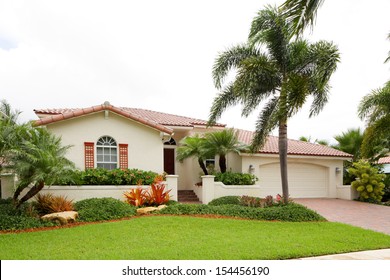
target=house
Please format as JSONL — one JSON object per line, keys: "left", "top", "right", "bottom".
{"left": 29, "top": 101, "right": 353, "bottom": 201}
{"left": 378, "top": 156, "right": 390, "bottom": 174}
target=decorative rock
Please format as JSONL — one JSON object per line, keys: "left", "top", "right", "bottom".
{"left": 136, "top": 205, "right": 167, "bottom": 215}
{"left": 41, "top": 211, "right": 79, "bottom": 225}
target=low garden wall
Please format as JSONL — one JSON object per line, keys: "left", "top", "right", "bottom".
{"left": 0, "top": 174, "right": 178, "bottom": 202}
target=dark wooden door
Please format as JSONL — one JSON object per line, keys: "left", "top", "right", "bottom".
{"left": 164, "top": 148, "right": 175, "bottom": 174}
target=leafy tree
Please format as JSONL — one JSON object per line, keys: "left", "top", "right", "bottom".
{"left": 208, "top": 6, "right": 339, "bottom": 203}
{"left": 358, "top": 81, "right": 390, "bottom": 160}
{"left": 204, "top": 128, "right": 247, "bottom": 173}
{"left": 9, "top": 127, "right": 75, "bottom": 208}
{"left": 176, "top": 134, "right": 213, "bottom": 175}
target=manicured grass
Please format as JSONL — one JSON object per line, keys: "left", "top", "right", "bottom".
{"left": 1, "top": 216, "right": 390, "bottom": 260}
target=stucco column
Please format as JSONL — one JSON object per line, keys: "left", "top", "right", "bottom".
{"left": 1, "top": 173, "right": 16, "bottom": 199}
{"left": 201, "top": 175, "right": 215, "bottom": 204}
{"left": 165, "top": 175, "right": 178, "bottom": 201}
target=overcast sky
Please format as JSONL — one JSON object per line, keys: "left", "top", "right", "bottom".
{"left": 0, "top": 0, "right": 389, "bottom": 144}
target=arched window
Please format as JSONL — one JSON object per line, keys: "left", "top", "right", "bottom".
{"left": 96, "top": 136, "right": 117, "bottom": 170}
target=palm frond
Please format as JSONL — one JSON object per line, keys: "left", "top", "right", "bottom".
{"left": 251, "top": 96, "right": 279, "bottom": 152}
{"left": 280, "top": 0, "right": 325, "bottom": 36}
{"left": 358, "top": 81, "right": 390, "bottom": 121}
{"left": 212, "top": 44, "right": 260, "bottom": 89}
{"left": 208, "top": 84, "right": 239, "bottom": 126}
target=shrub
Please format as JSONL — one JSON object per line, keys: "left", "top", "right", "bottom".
{"left": 158, "top": 203, "right": 325, "bottom": 222}
{"left": 208, "top": 196, "right": 240, "bottom": 206}
{"left": 0, "top": 201, "right": 56, "bottom": 231}
{"left": 239, "top": 195, "right": 263, "bottom": 207}
{"left": 349, "top": 160, "right": 385, "bottom": 203}
{"left": 74, "top": 197, "right": 137, "bottom": 222}
{"left": 34, "top": 193, "right": 74, "bottom": 215}
{"left": 214, "top": 172, "right": 258, "bottom": 185}
{"left": 382, "top": 174, "right": 390, "bottom": 202}
{"left": 147, "top": 176, "right": 171, "bottom": 206}
{"left": 53, "top": 168, "right": 161, "bottom": 186}
{"left": 123, "top": 188, "right": 148, "bottom": 207}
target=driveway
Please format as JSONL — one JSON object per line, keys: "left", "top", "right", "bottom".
{"left": 295, "top": 198, "right": 390, "bottom": 235}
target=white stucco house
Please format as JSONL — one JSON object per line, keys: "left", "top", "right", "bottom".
{"left": 23, "top": 101, "right": 353, "bottom": 202}
{"left": 378, "top": 156, "right": 390, "bottom": 174}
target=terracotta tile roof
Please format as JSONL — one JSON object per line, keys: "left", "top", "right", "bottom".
{"left": 34, "top": 102, "right": 225, "bottom": 133}
{"left": 236, "top": 129, "right": 352, "bottom": 158}
{"left": 378, "top": 156, "right": 390, "bottom": 164}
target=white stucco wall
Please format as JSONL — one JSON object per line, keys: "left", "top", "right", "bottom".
{"left": 44, "top": 111, "right": 164, "bottom": 173}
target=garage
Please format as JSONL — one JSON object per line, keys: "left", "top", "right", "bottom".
{"left": 258, "top": 162, "right": 329, "bottom": 198}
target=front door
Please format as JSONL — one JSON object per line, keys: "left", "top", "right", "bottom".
{"left": 164, "top": 148, "right": 175, "bottom": 174}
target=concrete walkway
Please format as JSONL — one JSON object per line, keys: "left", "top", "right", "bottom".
{"left": 295, "top": 198, "right": 390, "bottom": 235}
{"left": 300, "top": 248, "right": 390, "bottom": 260}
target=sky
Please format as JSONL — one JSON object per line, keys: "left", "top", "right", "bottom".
{"left": 0, "top": 0, "right": 389, "bottom": 144}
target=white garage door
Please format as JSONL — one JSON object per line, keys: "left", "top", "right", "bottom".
{"left": 259, "top": 162, "right": 328, "bottom": 198}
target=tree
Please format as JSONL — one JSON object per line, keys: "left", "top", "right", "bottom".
{"left": 280, "top": 0, "right": 325, "bottom": 36}
{"left": 0, "top": 100, "right": 22, "bottom": 171}
{"left": 208, "top": 6, "right": 339, "bottom": 203}
{"left": 9, "top": 126, "right": 75, "bottom": 208}
{"left": 299, "top": 135, "right": 329, "bottom": 146}
{"left": 358, "top": 81, "right": 390, "bottom": 160}
{"left": 204, "top": 128, "right": 247, "bottom": 173}
{"left": 332, "top": 128, "right": 364, "bottom": 162}
{"left": 385, "top": 33, "right": 390, "bottom": 63}
{"left": 176, "top": 134, "right": 212, "bottom": 175}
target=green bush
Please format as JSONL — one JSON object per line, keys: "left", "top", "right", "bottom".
{"left": 74, "top": 197, "right": 137, "bottom": 222}
{"left": 214, "top": 172, "right": 257, "bottom": 185}
{"left": 382, "top": 174, "right": 390, "bottom": 202}
{"left": 0, "top": 200, "right": 56, "bottom": 231}
{"left": 208, "top": 196, "right": 240, "bottom": 206}
{"left": 349, "top": 160, "right": 385, "bottom": 203}
{"left": 158, "top": 203, "right": 325, "bottom": 222}
{"left": 54, "top": 168, "right": 161, "bottom": 186}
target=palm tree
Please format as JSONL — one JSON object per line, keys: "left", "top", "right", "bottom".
{"left": 204, "top": 129, "right": 247, "bottom": 173}
{"left": 358, "top": 81, "right": 390, "bottom": 159}
{"left": 385, "top": 33, "right": 390, "bottom": 63}
{"left": 176, "top": 134, "right": 212, "bottom": 175}
{"left": 0, "top": 100, "right": 23, "bottom": 171}
{"left": 10, "top": 127, "right": 75, "bottom": 208}
{"left": 332, "top": 128, "right": 364, "bottom": 161}
{"left": 208, "top": 6, "right": 339, "bottom": 203}
{"left": 280, "top": 0, "right": 325, "bottom": 36}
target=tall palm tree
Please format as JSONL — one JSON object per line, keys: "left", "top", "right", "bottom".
{"left": 208, "top": 6, "right": 339, "bottom": 203}
{"left": 9, "top": 127, "right": 75, "bottom": 207}
{"left": 176, "top": 134, "right": 212, "bottom": 175}
{"left": 280, "top": 0, "right": 325, "bottom": 36}
{"left": 358, "top": 81, "right": 390, "bottom": 159}
{"left": 204, "top": 128, "right": 247, "bottom": 173}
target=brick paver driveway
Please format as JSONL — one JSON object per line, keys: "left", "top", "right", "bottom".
{"left": 295, "top": 198, "right": 390, "bottom": 235}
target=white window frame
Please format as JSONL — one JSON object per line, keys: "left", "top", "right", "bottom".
{"left": 96, "top": 136, "right": 118, "bottom": 170}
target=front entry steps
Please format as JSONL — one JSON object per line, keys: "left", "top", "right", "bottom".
{"left": 178, "top": 190, "right": 201, "bottom": 204}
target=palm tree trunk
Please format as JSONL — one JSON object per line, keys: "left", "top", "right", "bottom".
{"left": 15, "top": 181, "right": 45, "bottom": 208}
{"left": 219, "top": 154, "right": 227, "bottom": 173}
{"left": 198, "top": 158, "right": 209, "bottom": 175}
{"left": 279, "top": 120, "right": 289, "bottom": 204}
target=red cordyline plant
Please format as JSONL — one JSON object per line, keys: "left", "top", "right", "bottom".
{"left": 123, "top": 187, "right": 148, "bottom": 207}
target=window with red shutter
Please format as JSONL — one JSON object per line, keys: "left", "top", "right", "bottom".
{"left": 119, "top": 144, "right": 128, "bottom": 170}
{"left": 84, "top": 142, "right": 95, "bottom": 169}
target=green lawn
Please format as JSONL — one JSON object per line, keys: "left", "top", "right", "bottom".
{"left": 1, "top": 216, "right": 390, "bottom": 260}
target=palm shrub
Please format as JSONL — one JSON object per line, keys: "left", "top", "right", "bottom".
{"left": 349, "top": 160, "right": 385, "bottom": 203}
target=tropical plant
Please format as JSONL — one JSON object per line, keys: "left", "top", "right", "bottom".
{"left": 333, "top": 128, "right": 364, "bottom": 161}
{"left": 358, "top": 81, "right": 390, "bottom": 160}
{"left": 34, "top": 193, "right": 74, "bottom": 215}
{"left": 299, "top": 136, "right": 329, "bottom": 145}
{"left": 176, "top": 134, "right": 212, "bottom": 175}
{"left": 9, "top": 127, "right": 75, "bottom": 208}
{"left": 147, "top": 176, "right": 171, "bottom": 206}
{"left": 204, "top": 128, "right": 247, "bottom": 173}
{"left": 385, "top": 32, "right": 390, "bottom": 63}
{"left": 208, "top": 5, "right": 339, "bottom": 203}
{"left": 349, "top": 160, "right": 385, "bottom": 203}
{"left": 123, "top": 187, "right": 148, "bottom": 207}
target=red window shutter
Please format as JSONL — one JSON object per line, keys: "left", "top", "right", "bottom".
{"left": 84, "top": 142, "right": 95, "bottom": 170}
{"left": 119, "top": 144, "right": 128, "bottom": 170}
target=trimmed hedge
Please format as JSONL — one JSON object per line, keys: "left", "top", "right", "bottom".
{"left": 158, "top": 203, "right": 325, "bottom": 222}
{"left": 74, "top": 197, "right": 137, "bottom": 222}
{"left": 214, "top": 172, "right": 257, "bottom": 185}
{"left": 54, "top": 168, "right": 161, "bottom": 186}
{"left": 208, "top": 196, "right": 240, "bottom": 206}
